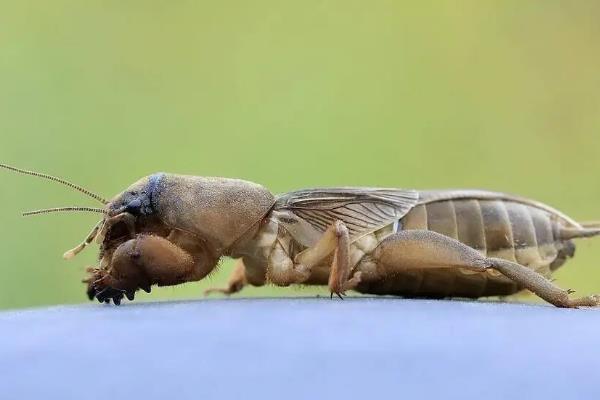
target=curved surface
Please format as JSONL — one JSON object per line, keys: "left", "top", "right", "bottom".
{"left": 0, "top": 298, "right": 598, "bottom": 399}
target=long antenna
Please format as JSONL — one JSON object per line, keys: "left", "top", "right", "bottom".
{"left": 0, "top": 163, "right": 107, "bottom": 204}
{"left": 22, "top": 207, "right": 107, "bottom": 217}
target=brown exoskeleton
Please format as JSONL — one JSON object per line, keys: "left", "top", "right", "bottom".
{"left": 3, "top": 163, "right": 600, "bottom": 308}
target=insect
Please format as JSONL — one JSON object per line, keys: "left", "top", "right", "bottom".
{"left": 2, "top": 163, "right": 600, "bottom": 307}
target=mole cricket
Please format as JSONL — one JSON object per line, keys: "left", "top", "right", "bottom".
{"left": 2, "top": 163, "right": 600, "bottom": 307}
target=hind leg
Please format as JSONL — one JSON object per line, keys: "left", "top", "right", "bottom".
{"left": 579, "top": 221, "right": 600, "bottom": 228}
{"left": 372, "top": 230, "right": 600, "bottom": 308}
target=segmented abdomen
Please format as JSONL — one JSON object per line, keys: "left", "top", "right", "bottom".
{"left": 392, "top": 199, "right": 575, "bottom": 297}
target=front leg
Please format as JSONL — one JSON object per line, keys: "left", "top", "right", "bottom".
{"left": 86, "top": 234, "right": 211, "bottom": 304}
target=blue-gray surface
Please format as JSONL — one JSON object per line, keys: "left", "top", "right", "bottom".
{"left": 1, "top": 298, "right": 599, "bottom": 400}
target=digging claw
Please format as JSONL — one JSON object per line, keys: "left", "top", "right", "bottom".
{"left": 85, "top": 268, "right": 134, "bottom": 305}
{"left": 88, "top": 282, "right": 138, "bottom": 305}
{"left": 95, "top": 287, "right": 110, "bottom": 303}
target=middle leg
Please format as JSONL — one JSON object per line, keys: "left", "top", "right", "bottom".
{"left": 205, "top": 256, "right": 268, "bottom": 296}
{"left": 204, "top": 259, "right": 248, "bottom": 296}
{"left": 267, "top": 220, "right": 361, "bottom": 297}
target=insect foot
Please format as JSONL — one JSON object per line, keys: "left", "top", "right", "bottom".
{"left": 581, "top": 294, "right": 600, "bottom": 307}
{"left": 83, "top": 267, "right": 147, "bottom": 306}
{"left": 329, "top": 271, "right": 363, "bottom": 300}
{"left": 84, "top": 268, "right": 122, "bottom": 305}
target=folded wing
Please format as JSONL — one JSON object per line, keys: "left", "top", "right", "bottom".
{"left": 274, "top": 188, "right": 419, "bottom": 245}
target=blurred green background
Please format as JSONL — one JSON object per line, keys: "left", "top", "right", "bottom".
{"left": 1, "top": 1, "right": 599, "bottom": 309}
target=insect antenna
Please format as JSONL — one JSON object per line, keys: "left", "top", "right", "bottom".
{"left": 22, "top": 207, "right": 108, "bottom": 217}
{"left": 0, "top": 163, "right": 107, "bottom": 204}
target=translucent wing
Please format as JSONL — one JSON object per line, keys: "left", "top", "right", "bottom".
{"left": 274, "top": 187, "right": 419, "bottom": 244}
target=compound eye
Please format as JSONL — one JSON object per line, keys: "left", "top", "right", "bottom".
{"left": 124, "top": 198, "right": 142, "bottom": 215}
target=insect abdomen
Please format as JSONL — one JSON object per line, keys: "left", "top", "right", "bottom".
{"left": 387, "top": 198, "right": 575, "bottom": 298}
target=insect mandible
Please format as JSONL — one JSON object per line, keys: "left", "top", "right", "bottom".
{"left": 2, "top": 163, "right": 600, "bottom": 307}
